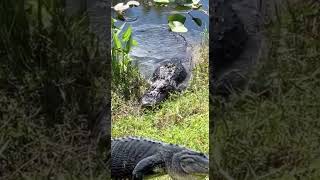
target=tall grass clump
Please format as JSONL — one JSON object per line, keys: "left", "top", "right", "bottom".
{"left": 211, "top": 1, "right": 320, "bottom": 179}
{"left": 0, "top": 0, "right": 109, "bottom": 179}
{"left": 111, "top": 19, "right": 147, "bottom": 101}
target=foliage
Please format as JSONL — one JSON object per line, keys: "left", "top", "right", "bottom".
{"left": 0, "top": 0, "right": 109, "bottom": 178}
{"left": 111, "top": 19, "right": 147, "bottom": 101}
{"left": 211, "top": 1, "right": 320, "bottom": 179}
{"left": 164, "top": 0, "right": 204, "bottom": 32}
{"left": 154, "top": 0, "right": 171, "bottom": 4}
{"left": 168, "top": 14, "right": 188, "bottom": 32}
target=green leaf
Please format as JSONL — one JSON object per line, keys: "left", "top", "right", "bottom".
{"left": 168, "top": 14, "right": 186, "bottom": 24}
{"left": 183, "top": 0, "right": 202, "bottom": 9}
{"left": 168, "top": 14, "right": 188, "bottom": 32}
{"left": 192, "top": 17, "right": 202, "bottom": 26}
{"left": 183, "top": 3, "right": 193, "bottom": 8}
{"left": 132, "top": 40, "right": 138, "bottom": 46}
{"left": 192, "top": 0, "right": 200, "bottom": 4}
{"left": 168, "top": 21, "right": 188, "bottom": 32}
{"left": 125, "top": 35, "right": 133, "bottom": 53}
{"left": 192, "top": 3, "right": 202, "bottom": 9}
{"left": 175, "top": 5, "right": 192, "bottom": 11}
{"left": 112, "top": 32, "right": 122, "bottom": 49}
{"left": 116, "top": 23, "right": 126, "bottom": 36}
{"left": 127, "top": 1, "right": 140, "bottom": 7}
{"left": 122, "top": 25, "right": 132, "bottom": 42}
{"left": 154, "top": 0, "right": 170, "bottom": 3}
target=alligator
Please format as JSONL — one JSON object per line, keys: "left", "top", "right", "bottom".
{"left": 140, "top": 61, "right": 188, "bottom": 107}
{"left": 111, "top": 137, "right": 209, "bottom": 180}
{"left": 211, "top": 0, "right": 279, "bottom": 98}
{"left": 210, "top": 0, "right": 248, "bottom": 98}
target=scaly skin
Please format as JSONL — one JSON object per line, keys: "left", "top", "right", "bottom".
{"left": 111, "top": 137, "right": 209, "bottom": 180}
{"left": 210, "top": 0, "right": 248, "bottom": 98}
{"left": 141, "top": 62, "right": 187, "bottom": 107}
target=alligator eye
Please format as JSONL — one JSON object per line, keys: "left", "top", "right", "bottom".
{"left": 183, "top": 158, "right": 195, "bottom": 164}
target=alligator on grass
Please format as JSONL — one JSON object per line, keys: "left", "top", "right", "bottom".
{"left": 111, "top": 137, "right": 209, "bottom": 180}
{"left": 140, "top": 61, "right": 188, "bottom": 107}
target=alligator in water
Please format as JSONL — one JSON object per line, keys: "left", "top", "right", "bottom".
{"left": 111, "top": 136, "right": 209, "bottom": 180}
{"left": 140, "top": 61, "right": 188, "bottom": 107}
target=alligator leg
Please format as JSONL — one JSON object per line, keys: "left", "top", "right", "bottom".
{"left": 132, "top": 155, "right": 164, "bottom": 180}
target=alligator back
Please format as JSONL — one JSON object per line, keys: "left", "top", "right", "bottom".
{"left": 151, "top": 62, "right": 187, "bottom": 84}
{"left": 111, "top": 137, "right": 164, "bottom": 178}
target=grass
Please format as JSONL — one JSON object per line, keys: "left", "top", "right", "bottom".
{"left": 0, "top": 1, "right": 109, "bottom": 179}
{"left": 112, "top": 39, "right": 209, "bottom": 179}
{"left": 211, "top": 1, "right": 320, "bottom": 179}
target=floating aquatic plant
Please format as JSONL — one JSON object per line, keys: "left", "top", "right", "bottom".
{"left": 112, "top": 1, "right": 140, "bottom": 21}
{"left": 112, "top": 1, "right": 140, "bottom": 14}
{"left": 153, "top": 0, "right": 171, "bottom": 3}
{"left": 168, "top": 14, "right": 188, "bottom": 32}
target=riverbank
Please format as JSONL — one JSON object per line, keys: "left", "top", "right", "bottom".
{"left": 112, "top": 42, "right": 209, "bottom": 179}
{"left": 112, "top": 41, "right": 209, "bottom": 154}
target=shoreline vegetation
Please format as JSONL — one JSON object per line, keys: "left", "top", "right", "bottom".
{"left": 111, "top": 30, "right": 209, "bottom": 179}
{"left": 111, "top": 31, "right": 209, "bottom": 151}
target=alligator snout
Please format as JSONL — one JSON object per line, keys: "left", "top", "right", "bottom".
{"left": 141, "top": 90, "right": 168, "bottom": 107}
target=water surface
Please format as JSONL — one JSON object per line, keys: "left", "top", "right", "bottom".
{"left": 112, "top": 0, "right": 209, "bottom": 79}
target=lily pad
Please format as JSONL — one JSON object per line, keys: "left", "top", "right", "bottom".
{"left": 113, "top": 3, "right": 129, "bottom": 13}
{"left": 153, "top": 0, "right": 170, "bottom": 3}
{"left": 168, "top": 21, "right": 188, "bottom": 32}
{"left": 113, "top": 1, "right": 140, "bottom": 14}
{"left": 192, "top": 0, "right": 201, "bottom": 4}
{"left": 127, "top": 1, "right": 140, "bottom": 7}
{"left": 168, "top": 14, "right": 188, "bottom": 32}
{"left": 183, "top": 0, "right": 202, "bottom": 9}
{"left": 168, "top": 14, "right": 186, "bottom": 23}
{"left": 192, "top": 17, "right": 202, "bottom": 26}
{"left": 191, "top": 3, "right": 202, "bottom": 9}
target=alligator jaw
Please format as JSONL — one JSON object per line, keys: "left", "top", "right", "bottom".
{"left": 141, "top": 80, "right": 174, "bottom": 107}
{"left": 170, "top": 150, "right": 209, "bottom": 180}
{"left": 140, "top": 89, "right": 169, "bottom": 107}
{"left": 182, "top": 156, "right": 209, "bottom": 176}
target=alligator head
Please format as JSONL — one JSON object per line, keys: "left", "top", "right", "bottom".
{"left": 170, "top": 150, "right": 209, "bottom": 180}
{"left": 141, "top": 62, "right": 187, "bottom": 107}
